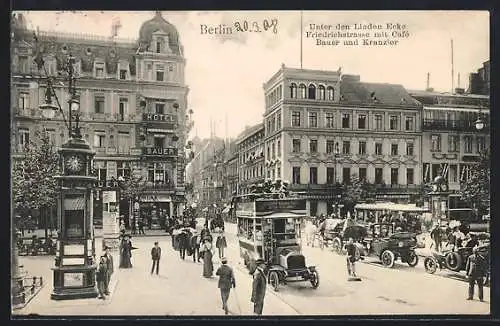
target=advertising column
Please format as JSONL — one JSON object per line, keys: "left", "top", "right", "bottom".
{"left": 102, "top": 190, "right": 120, "bottom": 249}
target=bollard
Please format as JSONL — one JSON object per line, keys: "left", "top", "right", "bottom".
{"left": 39, "top": 277, "right": 43, "bottom": 286}
{"left": 30, "top": 285, "right": 35, "bottom": 294}
{"left": 33, "top": 276, "right": 37, "bottom": 285}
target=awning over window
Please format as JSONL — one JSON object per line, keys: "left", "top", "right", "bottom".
{"left": 149, "top": 128, "right": 174, "bottom": 133}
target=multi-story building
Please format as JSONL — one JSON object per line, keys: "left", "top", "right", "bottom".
{"left": 468, "top": 61, "right": 490, "bottom": 96}
{"left": 11, "top": 12, "right": 191, "bottom": 227}
{"left": 223, "top": 140, "right": 239, "bottom": 202}
{"left": 236, "top": 123, "right": 265, "bottom": 195}
{"left": 185, "top": 137, "right": 226, "bottom": 208}
{"left": 262, "top": 65, "right": 423, "bottom": 216}
{"left": 409, "top": 90, "right": 490, "bottom": 194}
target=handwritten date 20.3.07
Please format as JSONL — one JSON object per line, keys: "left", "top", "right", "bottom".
{"left": 234, "top": 19, "right": 278, "bottom": 33}
{"left": 200, "top": 19, "right": 278, "bottom": 35}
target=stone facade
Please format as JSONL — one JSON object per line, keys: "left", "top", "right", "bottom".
{"left": 236, "top": 123, "right": 265, "bottom": 195}
{"left": 11, "top": 12, "right": 191, "bottom": 227}
{"left": 409, "top": 90, "right": 490, "bottom": 193}
{"left": 262, "top": 65, "right": 423, "bottom": 216}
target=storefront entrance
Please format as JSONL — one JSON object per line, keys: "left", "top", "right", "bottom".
{"left": 139, "top": 202, "right": 170, "bottom": 229}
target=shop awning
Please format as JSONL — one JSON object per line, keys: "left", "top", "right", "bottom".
{"left": 222, "top": 206, "right": 230, "bottom": 214}
{"left": 202, "top": 207, "right": 208, "bottom": 212}
{"left": 148, "top": 128, "right": 174, "bottom": 133}
{"left": 355, "top": 202, "right": 429, "bottom": 213}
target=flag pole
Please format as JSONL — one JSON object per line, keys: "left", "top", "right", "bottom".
{"left": 300, "top": 10, "right": 303, "bottom": 69}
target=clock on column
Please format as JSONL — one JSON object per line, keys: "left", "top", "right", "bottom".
{"left": 65, "top": 155, "right": 83, "bottom": 174}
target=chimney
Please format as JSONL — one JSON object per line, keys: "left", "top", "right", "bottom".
{"left": 425, "top": 73, "right": 434, "bottom": 92}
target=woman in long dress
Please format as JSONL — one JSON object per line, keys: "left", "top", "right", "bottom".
{"left": 200, "top": 237, "right": 214, "bottom": 277}
{"left": 119, "top": 236, "right": 133, "bottom": 268}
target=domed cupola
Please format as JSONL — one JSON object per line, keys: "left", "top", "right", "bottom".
{"left": 138, "top": 11, "right": 182, "bottom": 55}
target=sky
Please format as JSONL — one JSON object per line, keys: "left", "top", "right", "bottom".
{"left": 18, "top": 11, "right": 489, "bottom": 140}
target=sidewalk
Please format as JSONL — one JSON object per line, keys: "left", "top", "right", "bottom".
{"left": 18, "top": 228, "right": 172, "bottom": 240}
{"left": 94, "top": 228, "right": 171, "bottom": 238}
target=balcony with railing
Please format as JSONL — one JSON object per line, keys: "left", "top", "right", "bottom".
{"left": 288, "top": 183, "right": 420, "bottom": 194}
{"left": 13, "top": 107, "right": 37, "bottom": 119}
{"left": 289, "top": 183, "right": 343, "bottom": 193}
{"left": 144, "top": 180, "right": 177, "bottom": 191}
{"left": 374, "top": 184, "right": 421, "bottom": 193}
{"left": 423, "top": 119, "right": 489, "bottom": 132}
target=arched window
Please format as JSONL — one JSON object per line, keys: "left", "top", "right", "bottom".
{"left": 156, "top": 37, "right": 165, "bottom": 53}
{"left": 308, "top": 84, "right": 316, "bottom": 99}
{"left": 318, "top": 85, "right": 325, "bottom": 100}
{"left": 327, "top": 86, "right": 335, "bottom": 101}
{"left": 299, "top": 84, "right": 307, "bottom": 99}
{"left": 290, "top": 83, "right": 297, "bottom": 98}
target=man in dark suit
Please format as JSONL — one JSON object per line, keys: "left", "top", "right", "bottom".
{"left": 103, "top": 247, "right": 114, "bottom": 295}
{"left": 345, "top": 237, "right": 357, "bottom": 278}
{"left": 215, "top": 257, "right": 236, "bottom": 315}
{"left": 466, "top": 246, "right": 487, "bottom": 302}
{"left": 251, "top": 259, "right": 267, "bottom": 315}
{"left": 178, "top": 230, "right": 189, "bottom": 260}
{"left": 151, "top": 242, "right": 161, "bottom": 275}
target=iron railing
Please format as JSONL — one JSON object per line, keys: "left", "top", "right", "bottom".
{"left": 423, "top": 119, "right": 489, "bottom": 132}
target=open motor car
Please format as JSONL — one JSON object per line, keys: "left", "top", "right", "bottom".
{"left": 424, "top": 237, "right": 490, "bottom": 285}
{"left": 353, "top": 223, "right": 419, "bottom": 268}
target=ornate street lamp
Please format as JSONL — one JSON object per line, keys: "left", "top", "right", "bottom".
{"left": 475, "top": 116, "right": 485, "bottom": 131}
{"left": 36, "top": 39, "right": 98, "bottom": 300}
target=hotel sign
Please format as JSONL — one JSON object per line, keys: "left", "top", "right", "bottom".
{"left": 142, "top": 147, "right": 178, "bottom": 157}
{"left": 142, "top": 113, "right": 175, "bottom": 122}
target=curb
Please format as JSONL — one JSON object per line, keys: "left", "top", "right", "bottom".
{"left": 12, "top": 283, "right": 46, "bottom": 311}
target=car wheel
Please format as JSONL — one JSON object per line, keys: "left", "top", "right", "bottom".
{"left": 381, "top": 250, "right": 395, "bottom": 268}
{"left": 407, "top": 252, "right": 419, "bottom": 267}
{"left": 332, "top": 238, "right": 342, "bottom": 254}
{"left": 310, "top": 270, "right": 319, "bottom": 289}
{"left": 444, "top": 251, "right": 462, "bottom": 272}
{"left": 270, "top": 271, "right": 280, "bottom": 292}
{"left": 424, "top": 257, "right": 438, "bottom": 274}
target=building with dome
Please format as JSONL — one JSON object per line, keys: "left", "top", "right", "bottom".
{"left": 10, "top": 12, "right": 192, "bottom": 229}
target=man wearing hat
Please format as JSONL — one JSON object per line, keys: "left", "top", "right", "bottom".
{"left": 465, "top": 246, "right": 487, "bottom": 302}
{"left": 96, "top": 255, "right": 108, "bottom": 299}
{"left": 251, "top": 259, "right": 267, "bottom": 315}
{"left": 215, "top": 257, "right": 236, "bottom": 315}
{"left": 103, "top": 246, "right": 114, "bottom": 295}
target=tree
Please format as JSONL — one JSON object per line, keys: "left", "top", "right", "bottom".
{"left": 11, "top": 130, "right": 60, "bottom": 232}
{"left": 116, "top": 171, "right": 150, "bottom": 227}
{"left": 459, "top": 150, "right": 490, "bottom": 214}
{"left": 342, "top": 174, "right": 377, "bottom": 213}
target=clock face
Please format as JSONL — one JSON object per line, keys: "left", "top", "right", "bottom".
{"left": 66, "top": 155, "right": 83, "bottom": 173}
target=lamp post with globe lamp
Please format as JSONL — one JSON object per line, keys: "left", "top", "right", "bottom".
{"left": 36, "top": 40, "right": 98, "bottom": 299}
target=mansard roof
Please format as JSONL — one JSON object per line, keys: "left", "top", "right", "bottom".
{"left": 340, "top": 81, "right": 421, "bottom": 107}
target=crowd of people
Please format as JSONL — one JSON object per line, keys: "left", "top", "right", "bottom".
{"left": 429, "top": 222, "right": 483, "bottom": 253}
{"left": 153, "top": 215, "right": 267, "bottom": 315}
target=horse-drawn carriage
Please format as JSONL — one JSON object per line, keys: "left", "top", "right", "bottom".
{"left": 235, "top": 194, "right": 319, "bottom": 292}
